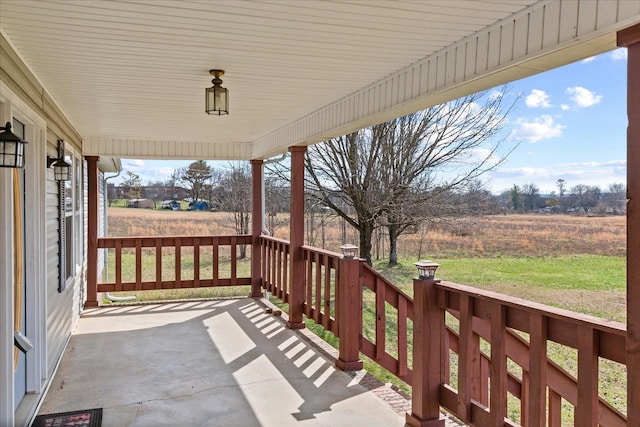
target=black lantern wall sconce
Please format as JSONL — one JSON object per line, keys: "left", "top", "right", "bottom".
{"left": 0, "top": 122, "right": 28, "bottom": 168}
{"left": 46, "top": 140, "right": 71, "bottom": 182}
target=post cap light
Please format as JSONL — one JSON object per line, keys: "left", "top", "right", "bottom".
{"left": 47, "top": 139, "right": 71, "bottom": 181}
{"left": 414, "top": 260, "right": 440, "bottom": 280}
{"left": 0, "top": 122, "right": 28, "bottom": 168}
{"left": 340, "top": 244, "right": 358, "bottom": 259}
{"left": 205, "top": 69, "right": 229, "bottom": 115}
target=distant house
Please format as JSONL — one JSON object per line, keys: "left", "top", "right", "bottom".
{"left": 127, "top": 198, "right": 154, "bottom": 209}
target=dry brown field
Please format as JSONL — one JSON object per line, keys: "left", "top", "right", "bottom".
{"left": 108, "top": 209, "right": 626, "bottom": 259}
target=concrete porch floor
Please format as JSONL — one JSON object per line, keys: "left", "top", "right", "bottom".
{"left": 36, "top": 298, "right": 407, "bottom": 426}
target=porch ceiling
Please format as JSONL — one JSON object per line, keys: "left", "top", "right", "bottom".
{"left": 1, "top": 1, "right": 639, "bottom": 161}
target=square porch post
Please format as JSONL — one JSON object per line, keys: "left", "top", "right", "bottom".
{"left": 85, "top": 156, "right": 99, "bottom": 308}
{"left": 618, "top": 23, "right": 640, "bottom": 426}
{"left": 287, "top": 146, "right": 306, "bottom": 329}
{"left": 250, "top": 159, "right": 264, "bottom": 298}
{"left": 406, "top": 276, "right": 444, "bottom": 427}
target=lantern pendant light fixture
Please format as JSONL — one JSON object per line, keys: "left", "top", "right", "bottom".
{"left": 205, "top": 69, "right": 229, "bottom": 115}
{"left": 0, "top": 122, "right": 28, "bottom": 168}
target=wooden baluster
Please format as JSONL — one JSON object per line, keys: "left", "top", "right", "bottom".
{"left": 398, "top": 296, "right": 408, "bottom": 378}
{"left": 527, "top": 313, "right": 547, "bottom": 427}
{"left": 489, "top": 303, "right": 507, "bottom": 427}
{"left": 115, "top": 239, "right": 122, "bottom": 291}
{"left": 193, "top": 237, "right": 200, "bottom": 287}
{"left": 548, "top": 390, "right": 561, "bottom": 427}
{"left": 375, "top": 277, "right": 386, "bottom": 361}
{"left": 135, "top": 239, "right": 142, "bottom": 290}
{"left": 155, "top": 238, "right": 162, "bottom": 289}
{"left": 306, "top": 251, "right": 313, "bottom": 317}
{"left": 260, "top": 238, "right": 266, "bottom": 292}
{"left": 323, "top": 256, "right": 332, "bottom": 330}
{"left": 212, "top": 237, "right": 219, "bottom": 286}
{"left": 480, "top": 354, "right": 490, "bottom": 406}
{"left": 283, "top": 244, "right": 289, "bottom": 302}
{"left": 315, "top": 252, "right": 322, "bottom": 322}
{"left": 457, "top": 294, "right": 473, "bottom": 422}
{"left": 175, "top": 238, "right": 181, "bottom": 288}
{"left": 470, "top": 331, "right": 482, "bottom": 405}
{"left": 576, "top": 327, "right": 598, "bottom": 427}
{"left": 230, "top": 236, "right": 237, "bottom": 286}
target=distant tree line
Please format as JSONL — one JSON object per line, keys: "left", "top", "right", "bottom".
{"left": 500, "top": 179, "right": 626, "bottom": 215}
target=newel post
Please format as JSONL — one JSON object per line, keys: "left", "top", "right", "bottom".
{"left": 406, "top": 261, "right": 444, "bottom": 427}
{"left": 85, "top": 156, "right": 99, "bottom": 308}
{"left": 335, "top": 255, "right": 363, "bottom": 371}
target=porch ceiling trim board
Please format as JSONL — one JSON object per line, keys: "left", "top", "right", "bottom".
{"left": 252, "top": 0, "right": 640, "bottom": 160}
{"left": 82, "top": 137, "right": 252, "bottom": 161}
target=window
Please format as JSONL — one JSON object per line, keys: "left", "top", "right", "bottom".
{"left": 60, "top": 146, "right": 83, "bottom": 290}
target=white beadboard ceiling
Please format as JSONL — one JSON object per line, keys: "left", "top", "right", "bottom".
{"left": 0, "top": 0, "right": 637, "bottom": 160}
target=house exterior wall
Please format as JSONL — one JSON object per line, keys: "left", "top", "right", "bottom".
{"left": 0, "top": 33, "right": 99, "bottom": 427}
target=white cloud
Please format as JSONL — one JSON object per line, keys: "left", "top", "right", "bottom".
{"left": 560, "top": 104, "right": 570, "bottom": 111}
{"left": 566, "top": 86, "right": 602, "bottom": 107}
{"left": 610, "top": 48, "right": 627, "bottom": 61}
{"left": 508, "top": 115, "right": 565, "bottom": 143}
{"left": 525, "top": 89, "right": 551, "bottom": 108}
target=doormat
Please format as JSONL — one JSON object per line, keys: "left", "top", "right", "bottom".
{"left": 32, "top": 408, "right": 102, "bottom": 427}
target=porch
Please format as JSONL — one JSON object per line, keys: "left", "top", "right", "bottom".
{"left": 65, "top": 231, "right": 627, "bottom": 426}
{"left": 37, "top": 298, "right": 410, "bottom": 426}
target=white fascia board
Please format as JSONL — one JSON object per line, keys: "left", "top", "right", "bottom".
{"left": 251, "top": 0, "right": 640, "bottom": 160}
{"left": 83, "top": 137, "right": 252, "bottom": 161}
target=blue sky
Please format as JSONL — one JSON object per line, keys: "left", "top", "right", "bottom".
{"left": 486, "top": 47, "right": 627, "bottom": 194}
{"left": 118, "top": 48, "right": 628, "bottom": 195}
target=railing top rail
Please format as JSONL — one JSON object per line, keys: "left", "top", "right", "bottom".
{"left": 362, "top": 263, "right": 414, "bottom": 302}
{"left": 437, "top": 280, "right": 626, "bottom": 336}
{"left": 99, "top": 234, "right": 252, "bottom": 241}
{"left": 260, "top": 235, "right": 291, "bottom": 246}
{"left": 301, "top": 245, "right": 342, "bottom": 259}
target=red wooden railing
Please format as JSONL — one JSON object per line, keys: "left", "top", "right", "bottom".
{"left": 97, "top": 235, "right": 251, "bottom": 292}
{"left": 259, "top": 237, "right": 628, "bottom": 426}
{"left": 360, "top": 264, "right": 414, "bottom": 385}
{"left": 260, "top": 235, "right": 290, "bottom": 302}
{"left": 302, "top": 245, "right": 340, "bottom": 334}
{"left": 437, "top": 281, "right": 627, "bottom": 426}
{"left": 99, "top": 235, "right": 629, "bottom": 425}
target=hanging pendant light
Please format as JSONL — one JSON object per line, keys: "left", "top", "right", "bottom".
{"left": 205, "top": 69, "right": 229, "bottom": 115}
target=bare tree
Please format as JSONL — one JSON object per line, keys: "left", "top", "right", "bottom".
{"left": 603, "top": 183, "right": 626, "bottom": 214}
{"left": 213, "top": 163, "right": 251, "bottom": 258}
{"left": 306, "top": 86, "right": 517, "bottom": 265}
